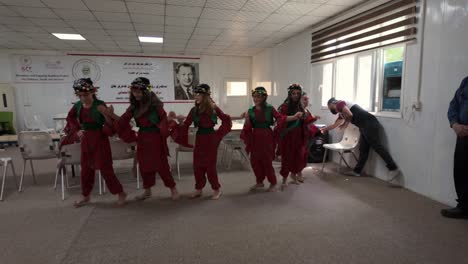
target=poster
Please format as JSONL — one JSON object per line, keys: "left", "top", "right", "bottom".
{"left": 13, "top": 55, "right": 200, "bottom": 102}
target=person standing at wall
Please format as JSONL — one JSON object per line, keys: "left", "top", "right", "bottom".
{"left": 321, "top": 98, "right": 400, "bottom": 183}
{"left": 103, "top": 77, "right": 180, "bottom": 201}
{"left": 442, "top": 77, "right": 468, "bottom": 219}
{"left": 276, "top": 84, "right": 317, "bottom": 189}
{"left": 175, "top": 84, "right": 232, "bottom": 200}
{"left": 66, "top": 78, "right": 127, "bottom": 207}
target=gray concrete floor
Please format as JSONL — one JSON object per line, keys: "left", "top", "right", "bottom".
{"left": 0, "top": 146, "right": 467, "bottom": 264}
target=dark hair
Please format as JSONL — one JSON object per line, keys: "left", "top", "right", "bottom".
{"left": 176, "top": 63, "right": 196, "bottom": 75}
{"left": 281, "top": 86, "right": 304, "bottom": 115}
{"left": 129, "top": 90, "right": 163, "bottom": 118}
{"left": 327, "top": 97, "right": 338, "bottom": 105}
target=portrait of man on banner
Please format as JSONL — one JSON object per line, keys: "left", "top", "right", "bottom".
{"left": 173, "top": 62, "right": 199, "bottom": 100}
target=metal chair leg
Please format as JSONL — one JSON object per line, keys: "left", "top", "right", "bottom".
{"left": 10, "top": 161, "right": 18, "bottom": 189}
{"left": 30, "top": 160, "right": 37, "bottom": 184}
{"left": 19, "top": 159, "right": 27, "bottom": 192}
{"left": 0, "top": 162, "right": 7, "bottom": 201}
{"left": 136, "top": 164, "right": 140, "bottom": 189}
{"left": 321, "top": 149, "right": 328, "bottom": 172}
{"left": 61, "top": 169, "right": 65, "bottom": 201}
{"left": 54, "top": 167, "right": 60, "bottom": 190}
{"left": 98, "top": 171, "right": 102, "bottom": 195}
{"left": 176, "top": 149, "right": 180, "bottom": 181}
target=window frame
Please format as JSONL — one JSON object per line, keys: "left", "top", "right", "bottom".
{"left": 317, "top": 43, "right": 406, "bottom": 116}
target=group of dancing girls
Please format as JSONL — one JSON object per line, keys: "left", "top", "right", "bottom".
{"left": 65, "top": 77, "right": 319, "bottom": 207}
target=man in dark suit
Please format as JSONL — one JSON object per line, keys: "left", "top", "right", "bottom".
{"left": 174, "top": 63, "right": 196, "bottom": 100}
{"left": 442, "top": 76, "right": 468, "bottom": 219}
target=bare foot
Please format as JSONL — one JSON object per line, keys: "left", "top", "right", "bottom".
{"left": 211, "top": 189, "right": 222, "bottom": 200}
{"left": 171, "top": 188, "right": 180, "bottom": 201}
{"left": 116, "top": 192, "right": 127, "bottom": 206}
{"left": 189, "top": 189, "right": 203, "bottom": 199}
{"left": 249, "top": 183, "right": 265, "bottom": 191}
{"left": 267, "top": 184, "right": 277, "bottom": 192}
{"left": 289, "top": 173, "right": 300, "bottom": 185}
{"left": 281, "top": 178, "right": 288, "bottom": 191}
{"left": 135, "top": 189, "right": 151, "bottom": 201}
{"left": 74, "top": 195, "right": 90, "bottom": 208}
{"left": 297, "top": 173, "right": 304, "bottom": 183}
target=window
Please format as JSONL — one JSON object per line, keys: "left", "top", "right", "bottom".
{"left": 226, "top": 81, "right": 248, "bottom": 96}
{"left": 318, "top": 44, "right": 405, "bottom": 113}
{"left": 320, "top": 63, "right": 333, "bottom": 107}
{"left": 381, "top": 46, "right": 404, "bottom": 111}
{"left": 335, "top": 56, "right": 355, "bottom": 101}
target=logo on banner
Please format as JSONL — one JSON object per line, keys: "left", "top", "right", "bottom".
{"left": 72, "top": 58, "right": 101, "bottom": 82}
{"left": 19, "top": 55, "right": 32, "bottom": 72}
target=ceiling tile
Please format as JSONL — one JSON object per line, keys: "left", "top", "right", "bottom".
{"left": 95, "top": 12, "right": 132, "bottom": 22}
{"left": 134, "top": 23, "right": 165, "bottom": 32}
{"left": 326, "top": 0, "right": 365, "bottom": 6}
{"left": 241, "top": 0, "right": 288, "bottom": 12}
{"left": 83, "top": 0, "right": 127, "bottom": 12}
{"left": 0, "top": 0, "right": 45, "bottom": 7}
{"left": 232, "top": 11, "right": 269, "bottom": 22}
{"left": 165, "top": 16, "right": 198, "bottom": 27}
{"left": 205, "top": 0, "right": 248, "bottom": 10}
{"left": 197, "top": 19, "right": 231, "bottom": 29}
{"left": 166, "top": 0, "right": 206, "bottom": 7}
{"left": 163, "top": 32, "right": 192, "bottom": 40}
{"left": 81, "top": 33, "right": 113, "bottom": 41}
{"left": 10, "top": 6, "right": 57, "bottom": 18}
{"left": 189, "top": 34, "right": 217, "bottom": 41}
{"left": 54, "top": 9, "right": 96, "bottom": 20}
{"left": 307, "top": 4, "right": 348, "bottom": 17}
{"left": 8, "top": 25, "right": 47, "bottom": 33}
{"left": 165, "top": 25, "right": 194, "bottom": 34}
{"left": 0, "top": 17, "right": 34, "bottom": 25}
{"left": 77, "top": 28, "right": 108, "bottom": 35}
{"left": 291, "top": 15, "right": 323, "bottom": 25}
{"left": 107, "top": 30, "right": 137, "bottom": 37}
{"left": 46, "top": 27, "right": 78, "bottom": 33}
{"left": 253, "top": 22, "right": 285, "bottom": 32}
{"left": 101, "top": 21, "right": 135, "bottom": 30}
{"left": 278, "top": 23, "right": 307, "bottom": 32}
{"left": 127, "top": 2, "right": 165, "bottom": 16}
{"left": 136, "top": 31, "right": 165, "bottom": 37}
{"left": 226, "top": 21, "right": 258, "bottom": 30}
{"left": 66, "top": 20, "right": 103, "bottom": 29}
{"left": 41, "top": 0, "right": 88, "bottom": 10}
{"left": 192, "top": 27, "right": 223, "bottom": 36}
{"left": 0, "top": 6, "right": 19, "bottom": 16}
{"left": 275, "top": 2, "right": 319, "bottom": 15}
{"left": 29, "top": 18, "right": 64, "bottom": 27}
{"left": 131, "top": 14, "right": 165, "bottom": 25}
{"left": 200, "top": 8, "right": 238, "bottom": 20}
{"left": 263, "top": 13, "right": 301, "bottom": 24}
{"left": 165, "top": 5, "right": 203, "bottom": 18}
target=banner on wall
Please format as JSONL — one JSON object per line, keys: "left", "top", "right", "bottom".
{"left": 13, "top": 55, "right": 200, "bottom": 103}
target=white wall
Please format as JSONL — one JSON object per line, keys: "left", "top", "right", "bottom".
{"left": 0, "top": 50, "right": 251, "bottom": 130}
{"left": 252, "top": 0, "right": 468, "bottom": 207}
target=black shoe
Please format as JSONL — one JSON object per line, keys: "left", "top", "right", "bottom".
{"left": 441, "top": 207, "right": 468, "bottom": 219}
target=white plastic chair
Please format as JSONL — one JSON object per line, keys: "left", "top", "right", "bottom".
{"left": 175, "top": 128, "right": 196, "bottom": 180}
{"left": 321, "top": 125, "right": 360, "bottom": 173}
{"left": 55, "top": 143, "right": 81, "bottom": 200}
{"left": 99, "top": 139, "right": 138, "bottom": 194}
{"left": 18, "top": 131, "right": 58, "bottom": 192}
{"left": 221, "top": 131, "right": 249, "bottom": 169}
{"left": 24, "top": 114, "right": 55, "bottom": 133}
{"left": 0, "top": 157, "right": 18, "bottom": 201}
{"left": 53, "top": 113, "right": 67, "bottom": 134}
